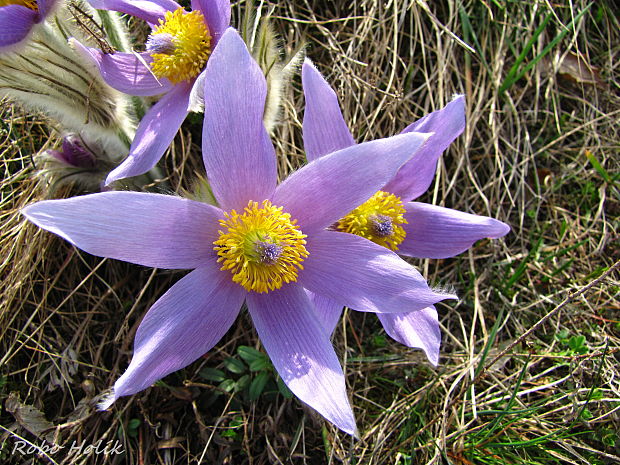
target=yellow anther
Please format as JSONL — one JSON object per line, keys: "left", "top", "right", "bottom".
{"left": 149, "top": 8, "right": 211, "bottom": 83}
{"left": 337, "top": 191, "right": 407, "bottom": 251}
{"left": 214, "top": 200, "right": 309, "bottom": 293}
{"left": 0, "top": 0, "right": 38, "bottom": 10}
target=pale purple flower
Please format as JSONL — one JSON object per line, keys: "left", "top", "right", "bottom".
{"left": 23, "top": 29, "right": 455, "bottom": 435}
{"left": 302, "top": 61, "right": 510, "bottom": 365}
{"left": 0, "top": 0, "right": 57, "bottom": 51}
{"left": 72, "top": 0, "right": 231, "bottom": 185}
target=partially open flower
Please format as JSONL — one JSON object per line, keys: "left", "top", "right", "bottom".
{"left": 37, "top": 134, "right": 115, "bottom": 192}
{"left": 0, "top": 0, "right": 57, "bottom": 52}
{"left": 302, "top": 61, "right": 511, "bottom": 365}
{"left": 49, "top": 135, "right": 97, "bottom": 169}
{"left": 74, "top": 0, "right": 232, "bottom": 185}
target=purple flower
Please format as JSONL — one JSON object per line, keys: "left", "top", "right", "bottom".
{"left": 22, "top": 29, "right": 455, "bottom": 435}
{"left": 47, "top": 135, "right": 97, "bottom": 169}
{"left": 0, "top": 0, "right": 57, "bottom": 51}
{"left": 72, "top": 0, "right": 231, "bottom": 185}
{"left": 302, "top": 61, "right": 510, "bottom": 365}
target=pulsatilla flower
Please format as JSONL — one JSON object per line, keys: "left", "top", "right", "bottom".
{"left": 23, "top": 29, "right": 455, "bottom": 435}
{"left": 73, "top": 0, "right": 231, "bottom": 185}
{"left": 46, "top": 134, "right": 97, "bottom": 169}
{"left": 302, "top": 61, "right": 510, "bottom": 365}
{"left": 0, "top": 0, "right": 57, "bottom": 51}
{"left": 36, "top": 134, "right": 119, "bottom": 192}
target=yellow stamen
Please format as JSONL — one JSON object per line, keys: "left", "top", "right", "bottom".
{"left": 149, "top": 8, "right": 211, "bottom": 84}
{"left": 0, "top": 0, "right": 38, "bottom": 10}
{"left": 337, "top": 191, "right": 408, "bottom": 251}
{"left": 214, "top": 200, "right": 309, "bottom": 293}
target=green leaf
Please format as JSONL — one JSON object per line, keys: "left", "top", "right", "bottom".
{"left": 223, "top": 357, "right": 247, "bottom": 374}
{"left": 568, "top": 335, "right": 586, "bottom": 351}
{"left": 237, "top": 346, "right": 264, "bottom": 363}
{"left": 219, "top": 379, "right": 235, "bottom": 393}
{"left": 198, "top": 367, "right": 227, "bottom": 382}
{"left": 585, "top": 150, "right": 613, "bottom": 184}
{"left": 235, "top": 374, "right": 251, "bottom": 392}
{"left": 127, "top": 418, "right": 141, "bottom": 438}
{"left": 249, "top": 372, "right": 270, "bottom": 401}
{"left": 249, "top": 357, "right": 270, "bottom": 372}
{"left": 556, "top": 328, "right": 570, "bottom": 341}
{"left": 221, "top": 429, "right": 238, "bottom": 438}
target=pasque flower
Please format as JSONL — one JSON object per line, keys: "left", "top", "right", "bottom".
{"left": 302, "top": 61, "right": 510, "bottom": 364}
{"left": 23, "top": 29, "right": 455, "bottom": 435}
{"left": 36, "top": 134, "right": 121, "bottom": 192}
{"left": 73, "top": 0, "right": 231, "bottom": 185}
{"left": 0, "top": 0, "right": 57, "bottom": 51}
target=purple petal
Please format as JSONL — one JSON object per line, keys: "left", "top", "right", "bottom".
{"left": 59, "top": 135, "right": 96, "bottom": 168}
{"left": 191, "top": 0, "right": 230, "bottom": 43}
{"left": 307, "top": 291, "right": 343, "bottom": 337}
{"left": 105, "top": 81, "right": 191, "bottom": 185}
{"left": 87, "top": 0, "right": 177, "bottom": 25}
{"left": 383, "top": 96, "right": 466, "bottom": 201}
{"left": 377, "top": 307, "right": 441, "bottom": 366}
{"left": 0, "top": 5, "right": 37, "bottom": 50}
{"left": 302, "top": 60, "right": 355, "bottom": 162}
{"left": 273, "top": 132, "right": 430, "bottom": 234}
{"left": 22, "top": 191, "right": 224, "bottom": 269}
{"left": 247, "top": 285, "right": 357, "bottom": 435}
{"left": 201, "top": 28, "right": 277, "bottom": 211}
{"left": 102, "top": 264, "right": 245, "bottom": 405}
{"left": 36, "top": 0, "right": 58, "bottom": 18}
{"left": 299, "top": 231, "right": 456, "bottom": 314}
{"left": 70, "top": 39, "right": 174, "bottom": 96}
{"left": 398, "top": 202, "right": 510, "bottom": 259}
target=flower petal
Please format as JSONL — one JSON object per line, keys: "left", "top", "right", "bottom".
{"left": 102, "top": 264, "right": 245, "bottom": 406}
{"left": 22, "top": 191, "right": 224, "bottom": 269}
{"left": 302, "top": 60, "right": 355, "bottom": 162}
{"left": 201, "top": 28, "right": 277, "bottom": 211}
{"left": 191, "top": 0, "right": 230, "bottom": 43}
{"left": 383, "top": 96, "right": 466, "bottom": 201}
{"left": 70, "top": 39, "right": 174, "bottom": 96}
{"left": 273, "top": 132, "right": 430, "bottom": 234}
{"left": 307, "top": 291, "right": 343, "bottom": 337}
{"left": 247, "top": 284, "right": 357, "bottom": 436}
{"left": 0, "top": 5, "right": 37, "bottom": 50}
{"left": 87, "top": 0, "right": 178, "bottom": 25}
{"left": 37, "top": 0, "right": 58, "bottom": 18}
{"left": 377, "top": 307, "right": 441, "bottom": 366}
{"left": 398, "top": 202, "right": 510, "bottom": 259}
{"left": 299, "top": 231, "right": 456, "bottom": 314}
{"left": 105, "top": 81, "right": 191, "bottom": 184}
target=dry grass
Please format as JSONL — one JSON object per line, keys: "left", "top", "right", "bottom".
{"left": 1, "top": 0, "right": 619, "bottom": 464}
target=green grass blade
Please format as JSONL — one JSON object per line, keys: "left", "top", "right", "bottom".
{"left": 500, "top": 12, "right": 552, "bottom": 94}
{"left": 499, "top": 3, "right": 592, "bottom": 95}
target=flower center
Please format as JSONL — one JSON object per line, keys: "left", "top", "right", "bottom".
{"left": 147, "top": 8, "right": 211, "bottom": 84}
{"left": 336, "top": 191, "right": 407, "bottom": 251}
{"left": 214, "top": 200, "right": 309, "bottom": 293}
{"left": 0, "top": 0, "right": 38, "bottom": 10}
